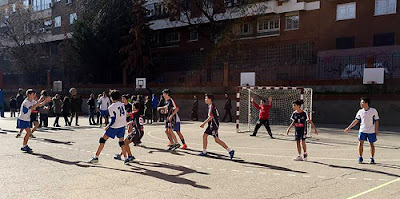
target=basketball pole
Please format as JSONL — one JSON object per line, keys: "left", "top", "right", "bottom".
{"left": 248, "top": 88, "right": 251, "bottom": 131}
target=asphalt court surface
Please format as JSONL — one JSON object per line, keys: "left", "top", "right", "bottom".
{"left": 0, "top": 114, "right": 399, "bottom": 199}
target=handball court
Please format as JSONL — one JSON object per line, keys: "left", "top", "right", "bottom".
{"left": 0, "top": 115, "right": 399, "bottom": 199}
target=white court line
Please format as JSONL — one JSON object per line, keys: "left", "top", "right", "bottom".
{"left": 146, "top": 131, "right": 400, "bottom": 162}
{"left": 347, "top": 178, "right": 400, "bottom": 199}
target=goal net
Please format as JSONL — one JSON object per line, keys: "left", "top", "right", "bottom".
{"left": 236, "top": 86, "right": 313, "bottom": 134}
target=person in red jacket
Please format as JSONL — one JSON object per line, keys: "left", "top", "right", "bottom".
{"left": 250, "top": 96, "right": 273, "bottom": 138}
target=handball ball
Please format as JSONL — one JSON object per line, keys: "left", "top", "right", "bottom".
{"left": 69, "top": 88, "right": 77, "bottom": 96}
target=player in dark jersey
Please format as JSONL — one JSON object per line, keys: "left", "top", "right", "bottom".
{"left": 286, "top": 100, "right": 318, "bottom": 161}
{"left": 199, "top": 94, "right": 235, "bottom": 159}
{"left": 157, "top": 89, "right": 187, "bottom": 150}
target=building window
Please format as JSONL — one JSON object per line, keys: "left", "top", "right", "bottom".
{"left": 23, "top": 0, "right": 30, "bottom": 10}
{"left": 224, "top": 0, "right": 239, "bottom": 8}
{"left": 189, "top": 30, "right": 198, "bottom": 41}
{"left": 257, "top": 17, "right": 280, "bottom": 36}
{"left": 70, "top": 13, "right": 77, "bottom": 24}
{"left": 337, "top": 2, "right": 356, "bottom": 21}
{"left": 336, "top": 37, "right": 355, "bottom": 49}
{"left": 375, "top": 0, "right": 396, "bottom": 16}
{"left": 150, "top": 32, "right": 160, "bottom": 44}
{"left": 285, "top": 15, "right": 299, "bottom": 30}
{"left": 32, "top": 0, "right": 52, "bottom": 12}
{"left": 373, "top": 33, "right": 395, "bottom": 46}
{"left": 166, "top": 32, "right": 180, "bottom": 43}
{"left": 239, "top": 23, "right": 253, "bottom": 35}
{"left": 54, "top": 16, "right": 61, "bottom": 27}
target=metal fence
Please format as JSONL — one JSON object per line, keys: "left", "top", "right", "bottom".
{"left": 318, "top": 54, "right": 400, "bottom": 80}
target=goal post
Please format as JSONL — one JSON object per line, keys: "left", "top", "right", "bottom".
{"left": 236, "top": 86, "right": 313, "bottom": 134}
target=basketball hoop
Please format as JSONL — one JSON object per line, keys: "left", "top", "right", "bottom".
{"left": 136, "top": 78, "right": 146, "bottom": 89}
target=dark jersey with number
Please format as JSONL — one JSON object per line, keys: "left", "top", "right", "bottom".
{"left": 291, "top": 111, "right": 309, "bottom": 133}
{"left": 208, "top": 104, "right": 220, "bottom": 130}
{"left": 166, "top": 98, "right": 180, "bottom": 123}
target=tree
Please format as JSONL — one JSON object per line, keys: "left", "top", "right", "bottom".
{"left": 66, "top": 0, "right": 134, "bottom": 83}
{"left": 120, "top": 0, "right": 153, "bottom": 80}
{"left": 0, "top": 3, "right": 48, "bottom": 71}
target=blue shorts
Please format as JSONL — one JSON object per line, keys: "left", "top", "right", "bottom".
{"left": 100, "top": 110, "right": 109, "bottom": 117}
{"left": 17, "top": 119, "right": 31, "bottom": 129}
{"left": 358, "top": 132, "right": 377, "bottom": 143}
{"left": 165, "top": 121, "right": 181, "bottom": 132}
{"left": 105, "top": 127, "right": 125, "bottom": 139}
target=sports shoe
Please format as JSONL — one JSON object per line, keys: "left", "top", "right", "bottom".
{"left": 229, "top": 150, "right": 235, "bottom": 160}
{"left": 358, "top": 157, "right": 363, "bottom": 164}
{"left": 88, "top": 157, "right": 99, "bottom": 164}
{"left": 21, "top": 145, "right": 33, "bottom": 153}
{"left": 199, "top": 152, "right": 207, "bottom": 156}
{"left": 303, "top": 153, "right": 308, "bottom": 161}
{"left": 16, "top": 133, "right": 21, "bottom": 138}
{"left": 172, "top": 143, "right": 181, "bottom": 151}
{"left": 182, "top": 144, "right": 187, "bottom": 149}
{"left": 113, "top": 154, "right": 122, "bottom": 160}
{"left": 269, "top": 133, "right": 274, "bottom": 139}
{"left": 128, "top": 156, "right": 135, "bottom": 163}
{"left": 370, "top": 158, "right": 375, "bottom": 164}
{"left": 168, "top": 143, "right": 176, "bottom": 150}
{"left": 30, "top": 134, "right": 36, "bottom": 138}
{"left": 294, "top": 156, "right": 303, "bottom": 161}
{"left": 124, "top": 158, "right": 130, "bottom": 165}
{"left": 250, "top": 134, "right": 256, "bottom": 137}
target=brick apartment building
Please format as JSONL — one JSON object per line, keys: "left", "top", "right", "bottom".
{"left": 0, "top": 0, "right": 399, "bottom": 88}
{"left": 146, "top": 0, "right": 400, "bottom": 86}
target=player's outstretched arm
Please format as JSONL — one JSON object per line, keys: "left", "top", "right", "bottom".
{"left": 344, "top": 119, "right": 359, "bottom": 133}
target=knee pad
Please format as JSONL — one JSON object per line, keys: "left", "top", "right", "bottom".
{"left": 119, "top": 141, "right": 125, "bottom": 147}
{"left": 99, "top": 137, "right": 106, "bottom": 144}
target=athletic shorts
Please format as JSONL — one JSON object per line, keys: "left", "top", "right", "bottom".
{"left": 126, "top": 127, "right": 143, "bottom": 141}
{"left": 17, "top": 119, "right": 31, "bottom": 129}
{"left": 105, "top": 127, "right": 125, "bottom": 139}
{"left": 295, "top": 130, "right": 307, "bottom": 141}
{"left": 358, "top": 132, "right": 377, "bottom": 143}
{"left": 165, "top": 121, "right": 180, "bottom": 132}
{"left": 204, "top": 127, "right": 219, "bottom": 138}
{"left": 100, "top": 110, "right": 109, "bottom": 117}
{"left": 30, "top": 114, "right": 38, "bottom": 122}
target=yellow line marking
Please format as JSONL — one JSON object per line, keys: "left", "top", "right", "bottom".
{"left": 347, "top": 178, "right": 400, "bottom": 199}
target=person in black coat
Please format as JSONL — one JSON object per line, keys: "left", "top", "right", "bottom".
{"left": 70, "top": 94, "right": 80, "bottom": 126}
{"left": 16, "top": 88, "right": 24, "bottom": 112}
{"left": 9, "top": 97, "right": 17, "bottom": 117}
{"left": 62, "top": 96, "right": 71, "bottom": 126}
{"left": 191, "top": 96, "right": 198, "bottom": 121}
{"left": 222, "top": 93, "right": 233, "bottom": 122}
{"left": 87, "top": 94, "right": 96, "bottom": 125}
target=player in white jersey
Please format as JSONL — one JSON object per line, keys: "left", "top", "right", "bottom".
{"left": 17, "top": 89, "right": 51, "bottom": 152}
{"left": 89, "top": 90, "right": 129, "bottom": 164}
{"left": 98, "top": 92, "right": 111, "bottom": 126}
{"left": 345, "top": 97, "right": 380, "bottom": 164}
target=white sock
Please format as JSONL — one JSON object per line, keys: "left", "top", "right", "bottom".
{"left": 226, "top": 148, "right": 232, "bottom": 152}
{"left": 203, "top": 149, "right": 207, "bottom": 154}
{"left": 23, "top": 145, "right": 27, "bottom": 147}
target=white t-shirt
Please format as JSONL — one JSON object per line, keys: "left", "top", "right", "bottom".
{"left": 108, "top": 101, "right": 127, "bottom": 128}
{"left": 355, "top": 107, "right": 379, "bottom": 134}
{"left": 98, "top": 96, "right": 110, "bottom": 111}
{"left": 18, "top": 99, "right": 37, "bottom": 122}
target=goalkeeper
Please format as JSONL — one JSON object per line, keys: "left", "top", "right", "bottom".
{"left": 250, "top": 96, "right": 274, "bottom": 138}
